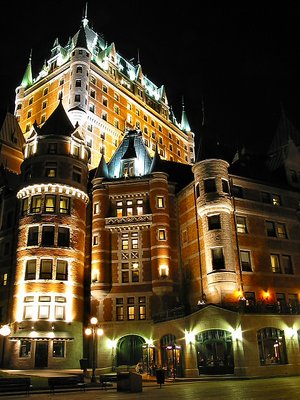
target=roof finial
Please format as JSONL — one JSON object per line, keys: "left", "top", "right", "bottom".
{"left": 82, "top": 2, "right": 89, "bottom": 27}
{"left": 137, "top": 48, "right": 140, "bottom": 64}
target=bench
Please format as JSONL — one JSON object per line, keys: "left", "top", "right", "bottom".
{"left": 48, "top": 376, "right": 86, "bottom": 393}
{"left": 0, "top": 377, "right": 32, "bottom": 395}
{"left": 99, "top": 374, "right": 117, "bottom": 390}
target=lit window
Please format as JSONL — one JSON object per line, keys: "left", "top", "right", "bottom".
{"left": 157, "top": 196, "right": 164, "bottom": 208}
{"left": 139, "top": 305, "right": 146, "bottom": 320}
{"left": 54, "top": 306, "right": 65, "bottom": 321}
{"left": 277, "top": 223, "right": 287, "bottom": 239}
{"left": 236, "top": 216, "right": 247, "bottom": 233}
{"left": 45, "top": 195, "right": 56, "bottom": 213}
{"left": 59, "top": 196, "right": 70, "bottom": 214}
{"left": 270, "top": 254, "right": 281, "bottom": 273}
{"left": 127, "top": 305, "right": 135, "bottom": 320}
{"left": 20, "top": 340, "right": 31, "bottom": 357}
{"left": 257, "top": 328, "right": 287, "bottom": 365}
{"left": 158, "top": 229, "right": 166, "bottom": 240}
{"left": 94, "top": 203, "right": 100, "bottom": 214}
{"left": 38, "top": 305, "right": 50, "bottom": 319}
{"left": 93, "top": 235, "right": 99, "bottom": 246}
{"left": 272, "top": 194, "right": 281, "bottom": 206}
{"left": 22, "top": 198, "right": 29, "bottom": 215}
{"left": 24, "top": 306, "right": 33, "bottom": 319}
{"left": 30, "top": 195, "right": 42, "bottom": 213}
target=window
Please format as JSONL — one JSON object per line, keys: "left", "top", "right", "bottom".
{"left": 211, "top": 247, "right": 225, "bottom": 270}
{"left": 126, "top": 200, "right": 133, "bottom": 216}
{"left": 75, "top": 94, "right": 80, "bottom": 102}
{"left": 45, "top": 162, "right": 57, "bottom": 177}
{"left": 122, "top": 160, "right": 134, "bottom": 177}
{"left": 158, "top": 229, "right": 166, "bottom": 240}
{"left": 116, "top": 298, "right": 124, "bottom": 321}
{"left": 25, "top": 259, "right": 37, "bottom": 280}
{"left": 44, "top": 195, "right": 56, "bottom": 213}
{"left": 76, "top": 66, "right": 83, "bottom": 73}
{"left": 157, "top": 196, "right": 165, "bottom": 208}
{"left": 22, "top": 198, "right": 29, "bottom": 215}
{"left": 136, "top": 199, "right": 143, "bottom": 215}
{"left": 56, "top": 260, "right": 68, "bottom": 280}
{"left": 240, "top": 250, "right": 252, "bottom": 271}
{"left": 257, "top": 328, "right": 287, "bottom": 365}
{"left": 139, "top": 297, "right": 146, "bottom": 320}
{"left": 57, "top": 227, "right": 70, "bottom": 247}
{"left": 59, "top": 196, "right": 70, "bottom": 214}
{"left": 20, "top": 340, "right": 31, "bottom": 357}
{"left": 27, "top": 226, "right": 39, "bottom": 246}
{"left": 222, "top": 179, "right": 230, "bottom": 194}
{"left": 103, "top": 85, "right": 108, "bottom": 93}
{"left": 75, "top": 79, "right": 81, "bottom": 87}
{"left": 73, "top": 145, "right": 79, "bottom": 158}
{"left": 282, "top": 255, "right": 293, "bottom": 274}
{"left": 121, "top": 262, "right": 140, "bottom": 283}
{"left": 266, "top": 221, "right": 276, "bottom": 237}
{"left": 208, "top": 214, "right": 221, "bottom": 230}
{"left": 54, "top": 306, "right": 65, "bottom": 320}
{"left": 277, "top": 223, "right": 287, "bottom": 239}
{"left": 116, "top": 201, "right": 123, "bottom": 218}
{"left": 31, "top": 195, "right": 42, "bottom": 213}
{"left": 53, "top": 341, "right": 65, "bottom": 357}
{"left": 24, "top": 305, "right": 34, "bottom": 319}
{"left": 204, "top": 178, "right": 216, "bottom": 193}
{"left": 270, "top": 254, "right": 281, "bottom": 273}
{"left": 40, "top": 259, "right": 53, "bottom": 279}
{"left": 127, "top": 305, "right": 135, "bottom": 320}
{"left": 195, "top": 183, "right": 200, "bottom": 198}
{"left": 93, "top": 235, "right": 99, "bottom": 245}
{"left": 38, "top": 305, "right": 50, "bottom": 319}
{"left": 236, "top": 216, "right": 247, "bottom": 233}
{"left": 272, "top": 194, "right": 281, "bottom": 206}
{"left": 41, "top": 226, "right": 55, "bottom": 246}
{"left": 245, "top": 291, "right": 256, "bottom": 307}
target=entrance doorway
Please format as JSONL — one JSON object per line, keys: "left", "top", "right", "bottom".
{"left": 160, "top": 334, "right": 183, "bottom": 378}
{"left": 35, "top": 341, "right": 48, "bottom": 368}
{"left": 195, "top": 329, "right": 234, "bottom": 374}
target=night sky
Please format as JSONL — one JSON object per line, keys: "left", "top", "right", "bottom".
{"left": 1, "top": 1, "right": 300, "bottom": 157}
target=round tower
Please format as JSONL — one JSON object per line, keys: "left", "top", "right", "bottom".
{"left": 192, "top": 158, "right": 240, "bottom": 304}
{"left": 149, "top": 171, "right": 173, "bottom": 295}
{"left": 68, "top": 24, "right": 90, "bottom": 127}
{"left": 7, "top": 101, "right": 89, "bottom": 369}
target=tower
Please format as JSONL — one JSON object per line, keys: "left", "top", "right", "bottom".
{"left": 6, "top": 101, "right": 90, "bottom": 368}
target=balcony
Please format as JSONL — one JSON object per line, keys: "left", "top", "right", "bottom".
{"left": 105, "top": 214, "right": 152, "bottom": 230}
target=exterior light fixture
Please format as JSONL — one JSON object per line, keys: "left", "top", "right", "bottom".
{"left": 85, "top": 317, "right": 104, "bottom": 382}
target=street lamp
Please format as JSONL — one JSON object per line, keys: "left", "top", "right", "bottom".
{"left": 85, "top": 317, "right": 103, "bottom": 383}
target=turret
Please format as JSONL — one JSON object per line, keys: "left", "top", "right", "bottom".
{"left": 7, "top": 101, "right": 90, "bottom": 369}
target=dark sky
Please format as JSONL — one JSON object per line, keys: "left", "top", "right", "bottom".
{"left": 1, "top": 1, "right": 300, "bottom": 157}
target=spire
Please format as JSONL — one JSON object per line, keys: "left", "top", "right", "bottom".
{"left": 82, "top": 2, "right": 89, "bottom": 27}
{"left": 75, "top": 23, "right": 89, "bottom": 50}
{"left": 94, "top": 154, "right": 108, "bottom": 179}
{"left": 38, "top": 99, "right": 75, "bottom": 136}
{"left": 150, "top": 143, "right": 162, "bottom": 173}
{"left": 137, "top": 48, "right": 140, "bottom": 64}
{"left": 21, "top": 50, "right": 33, "bottom": 88}
{"left": 180, "top": 97, "right": 191, "bottom": 132}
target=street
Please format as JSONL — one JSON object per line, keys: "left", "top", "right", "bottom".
{"left": 1, "top": 376, "right": 300, "bottom": 399}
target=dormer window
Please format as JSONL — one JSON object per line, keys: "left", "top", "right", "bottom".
{"left": 122, "top": 160, "right": 134, "bottom": 177}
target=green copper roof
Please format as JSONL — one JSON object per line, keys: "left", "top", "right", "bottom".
{"left": 21, "top": 52, "right": 33, "bottom": 88}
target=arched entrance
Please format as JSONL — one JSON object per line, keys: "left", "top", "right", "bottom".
{"left": 195, "top": 329, "right": 234, "bottom": 374}
{"left": 116, "top": 335, "right": 145, "bottom": 368}
{"left": 160, "top": 334, "right": 183, "bottom": 378}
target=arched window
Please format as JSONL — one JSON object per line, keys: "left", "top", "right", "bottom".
{"left": 257, "top": 327, "right": 287, "bottom": 365}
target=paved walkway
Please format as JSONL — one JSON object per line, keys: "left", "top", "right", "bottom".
{"left": 1, "top": 376, "right": 300, "bottom": 399}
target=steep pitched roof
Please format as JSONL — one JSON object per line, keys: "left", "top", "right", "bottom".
{"left": 37, "top": 100, "right": 75, "bottom": 136}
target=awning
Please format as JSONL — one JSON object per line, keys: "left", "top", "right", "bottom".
{"left": 9, "top": 331, "right": 74, "bottom": 341}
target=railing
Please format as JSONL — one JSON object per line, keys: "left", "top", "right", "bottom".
{"left": 105, "top": 214, "right": 152, "bottom": 228}
{"left": 152, "top": 302, "right": 300, "bottom": 323}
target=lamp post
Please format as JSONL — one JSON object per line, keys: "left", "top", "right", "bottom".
{"left": 85, "top": 317, "right": 103, "bottom": 383}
